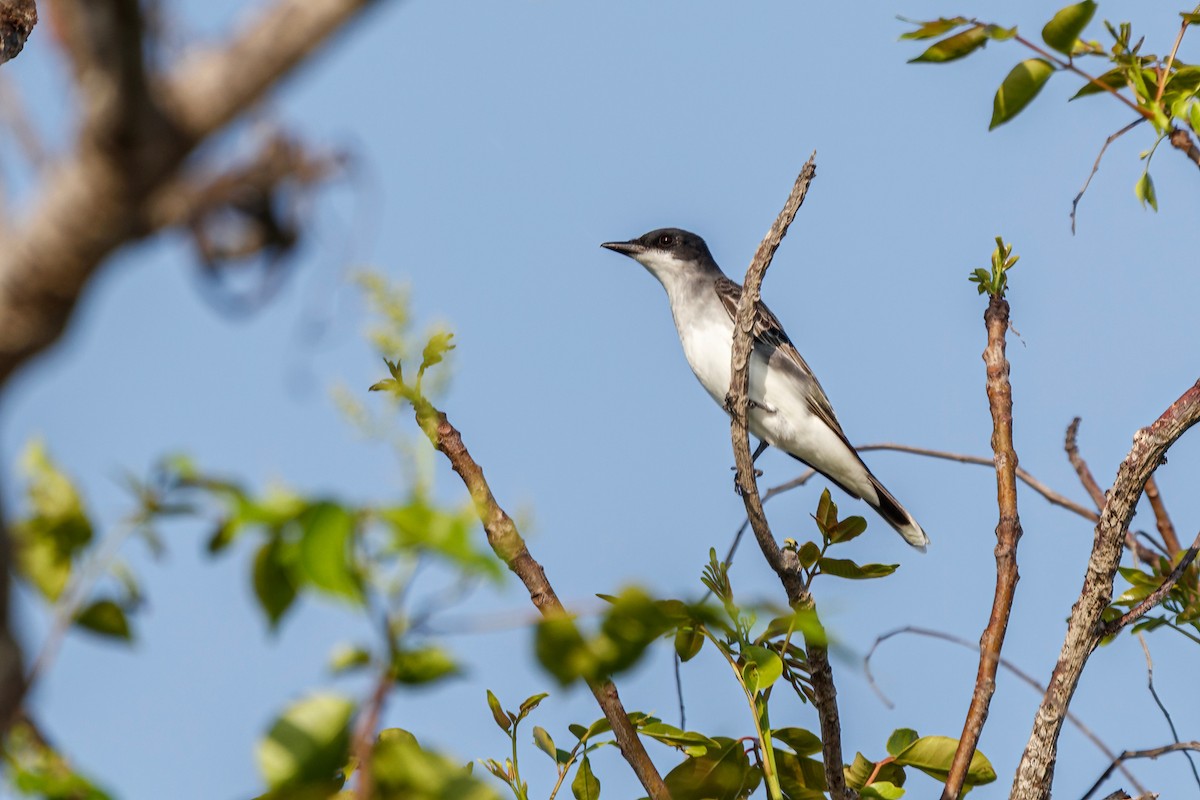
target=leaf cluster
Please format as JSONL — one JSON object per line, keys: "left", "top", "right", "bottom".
{"left": 905, "top": 3, "right": 1200, "bottom": 211}
{"left": 968, "top": 237, "right": 1019, "bottom": 298}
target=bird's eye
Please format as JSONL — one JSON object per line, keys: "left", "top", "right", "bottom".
{"left": 658, "top": 233, "right": 674, "bottom": 247}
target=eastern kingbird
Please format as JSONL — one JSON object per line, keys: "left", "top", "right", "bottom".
{"left": 602, "top": 228, "right": 928, "bottom": 550}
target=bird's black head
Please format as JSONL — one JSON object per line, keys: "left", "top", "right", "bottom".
{"left": 600, "top": 228, "right": 714, "bottom": 265}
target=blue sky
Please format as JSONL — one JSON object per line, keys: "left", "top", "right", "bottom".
{"left": 3, "top": 1, "right": 1199, "bottom": 798}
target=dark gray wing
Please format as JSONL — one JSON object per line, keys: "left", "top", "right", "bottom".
{"left": 713, "top": 276, "right": 851, "bottom": 444}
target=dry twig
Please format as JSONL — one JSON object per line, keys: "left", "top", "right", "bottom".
{"left": 726, "top": 155, "right": 850, "bottom": 799}
{"left": 943, "top": 294, "right": 1024, "bottom": 800}
{"left": 414, "top": 404, "right": 668, "bottom": 799}
{"left": 1012, "top": 379, "right": 1200, "bottom": 800}
{"left": 1081, "top": 741, "right": 1200, "bottom": 800}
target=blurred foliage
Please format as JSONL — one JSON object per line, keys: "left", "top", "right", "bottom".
{"left": 905, "top": 2, "right": 1200, "bottom": 213}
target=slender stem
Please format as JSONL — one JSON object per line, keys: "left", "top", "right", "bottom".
{"left": 1153, "top": 6, "right": 1195, "bottom": 105}
{"left": 1011, "top": 33, "right": 1152, "bottom": 120}
{"left": 411, "top": 403, "right": 668, "bottom": 799}
{"left": 943, "top": 295, "right": 1024, "bottom": 800}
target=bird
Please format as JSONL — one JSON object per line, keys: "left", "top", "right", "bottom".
{"left": 601, "top": 228, "right": 928, "bottom": 550}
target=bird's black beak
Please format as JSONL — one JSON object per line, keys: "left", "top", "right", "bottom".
{"left": 600, "top": 240, "right": 645, "bottom": 257}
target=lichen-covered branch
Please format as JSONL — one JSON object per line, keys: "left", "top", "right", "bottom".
{"left": 0, "top": 0, "right": 36, "bottom": 65}
{"left": 1012, "top": 379, "right": 1200, "bottom": 800}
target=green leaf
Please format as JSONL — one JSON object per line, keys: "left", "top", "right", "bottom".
{"left": 535, "top": 616, "right": 592, "bottom": 685}
{"left": 370, "top": 728, "right": 501, "bottom": 800}
{"left": 533, "top": 726, "right": 556, "bottom": 760}
{"left": 798, "top": 541, "right": 821, "bottom": 569}
{"left": 518, "top": 692, "right": 550, "bottom": 719}
{"left": 420, "top": 331, "right": 456, "bottom": 374}
{"left": 818, "top": 557, "right": 899, "bottom": 580}
{"left": 640, "top": 723, "right": 718, "bottom": 756}
{"left": 253, "top": 537, "right": 298, "bottom": 628}
{"left": 73, "top": 599, "right": 132, "bottom": 641}
{"left": 391, "top": 646, "right": 459, "bottom": 685}
{"left": 772, "top": 727, "right": 823, "bottom": 757}
{"left": 298, "top": 502, "right": 362, "bottom": 602}
{"left": 572, "top": 754, "right": 601, "bottom": 800}
{"left": 862, "top": 781, "right": 906, "bottom": 800}
{"left": 899, "top": 17, "right": 969, "bottom": 41}
{"left": 1069, "top": 68, "right": 1128, "bottom": 100}
{"left": 990, "top": 59, "right": 1056, "bottom": 129}
{"left": 13, "top": 439, "right": 95, "bottom": 601}
{"left": 382, "top": 500, "right": 503, "bottom": 582}
{"left": 663, "top": 739, "right": 759, "bottom": 800}
{"left": 1041, "top": 1, "right": 1096, "bottom": 54}
{"left": 328, "top": 643, "right": 372, "bottom": 674}
{"left": 774, "top": 748, "right": 827, "bottom": 798}
{"left": 1135, "top": 172, "right": 1158, "bottom": 211}
{"left": 831, "top": 516, "right": 868, "bottom": 544}
{"left": 893, "top": 735, "right": 997, "bottom": 785}
{"left": 741, "top": 645, "right": 784, "bottom": 691}
{"left": 845, "top": 752, "right": 876, "bottom": 791}
{"left": 886, "top": 728, "right": 920, "bottom": 756}
{"left": 908, "top": 25, "right": 988, "bottom": 63}
{"left": 486, "top": 690, "right": 511, "bottom": 733}
{"left": 674, "top": 626, "right": 705, "bottom": 662}
{"left": 256, "top": 694, "right": 355, "bottom": 790}
{"left": 1183, "top": 11, "right": 1200, "bottom": 24}
{"left": 815, "top": 489, "right": 835, "bottom": 531}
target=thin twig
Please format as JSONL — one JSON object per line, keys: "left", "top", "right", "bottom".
{"left": 1065, "top": 418, "right": 1106, "bottom": 510}
{"left": 1080, "top": 742, "right": 1200, "bottom": 800}
{"left": 351, "top": 664, "right": 394, "bottom": 800}
{"left": 1100, "top": 528, "right": 1200, "bottom": 636}
{"left": 1169, "top": 127, "right": 1200, "bottom": 169}
{"left": 1152, "top": 6, "right": 1195, "bottom": 106}
{"left": 413, "top": 404, "right": 668, "bottom": 799}
{"left": 1012, "top": 32, "right": 1152, "bottom": 120}
{"left": 1136, "top": 634, "right": 1200, "bottom": 792}
{"left": 1013, "top": 379, "right": 1200, "bottom": 800}
{"left": 726, "top": 155, "right": 850, "bottom": 799}
{"left": 943, "top": 294, "right": 1023, "bottom": 800}
{"left": 1066, "top": 419, "right": 1160, "bottom": 564}
{"left": 856, "top": 443, "right": 1098, "bottom": 523}
{"left": 1142, "top": 477, "right": 1180, "bottom": 556}
{"left": 1071, "top": 118, "right": 1145, "bottom": 234}
{"left": 863, "top": 626, "right": 1146, "bottom": 794}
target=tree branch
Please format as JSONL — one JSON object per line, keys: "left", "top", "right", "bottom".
{"left": 1169, "top": 127, "right": 1200, "bottom": 169}
{"left": 1012, "top": 379, "right": 1200, "bottom": 800}
{"left": 0, "top": 0, "right": 36, "bottom": 65}
{"left": 943, "top": 295, "right": 1024, "bottom": 800}
{"left": 1080, "top": 741, "right": 1200, "bottom": 800}
{"left": 414, "top": 404, "right": 668, "bottom": 800}
{"left": 725, "top": 156, "right": 850, "bottom": 799}
{"left": 1142, "top": 476, "right": 1180, "bottom": 556}
{"left": 863, "top": 625, "right": 1147, "bottom": 795}
{"left": 0, "top": 0, "right": 384, "bottom": 389}
{"left": 1100, "top": 528, "right": 1200, "bottom": 636}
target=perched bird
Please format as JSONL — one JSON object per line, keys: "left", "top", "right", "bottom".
{"left": 601, "top": 228, "right": 928, "bottom": 550}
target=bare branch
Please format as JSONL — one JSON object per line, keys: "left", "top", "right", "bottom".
{"left": 1071, "top": 118, "right": 1144, "bottom": 235}
{"left": 0, "top": 0, "right": 36, "bottom": 65}
{"left": 944, "top": 294, "right": 1024, "bottom": 800}
{"left": 1065, "top": 418, "right": 1106, "bottom": 510}
{"left": 1169, "top": 127, "right": 1200, "bottom": 169}
{"left": 863, "top": 625, "right": 1147, "bottom": 795}
{"left": 0, "top": 0, "right": 384, "bottom": 389}
{"left": 1142, "top": 477, "right": 1180, "bottom": 556}
{"left": 1081, "top": 741, "right": 1200, "bottom": 800}
{"left": 414, "top": 405, "right": 668, "bottom": 799}
{"left": 1013, "top": 379, "right": 1200, "bottom": 800}
{"left": 856, "top": 442, "right": 1099, "bottom": 523}
{"left": 1136, "top": 635, "right": 1200, "bottom": 792}
{"left": 726, "top": 155, "right": 851, "bottom": 800}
